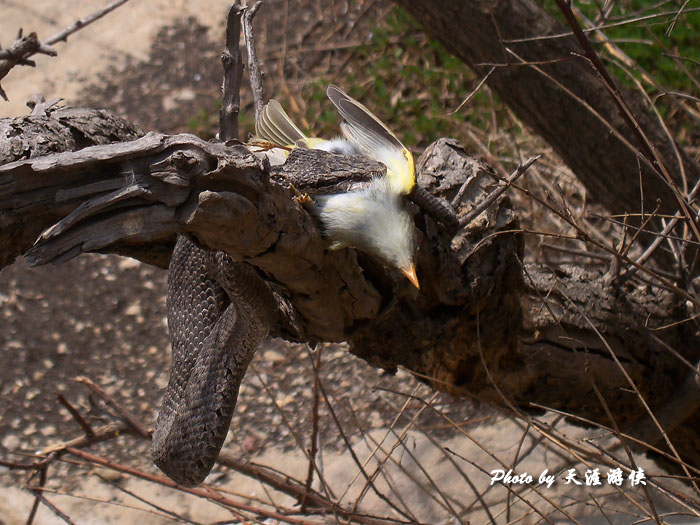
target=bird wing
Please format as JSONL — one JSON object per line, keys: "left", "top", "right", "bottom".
{"left": 326, "top": 84, "right": 415, "bottom": 195}
{"left": 255, "top": 99, "right": 308, "bottom": 147}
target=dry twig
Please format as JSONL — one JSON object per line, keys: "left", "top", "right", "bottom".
{"left": 0, "top": 0, "right": 132, "bottom": 101}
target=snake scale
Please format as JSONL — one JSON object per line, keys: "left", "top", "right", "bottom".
{"left": 151, "top": 235, "right": 278, "bottom": 486}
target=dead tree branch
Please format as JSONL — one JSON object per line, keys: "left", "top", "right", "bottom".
{"left": 0, "top": 107, "right": 143, "bottom": 268}
{"left": 0, "top": 30, "right": 55, "bottom": 101}
{"left": 219, "top": 3, "right": 245, "bottom": 142}
{"left": 242, "top": 1, "right": 265, "bottom": 120}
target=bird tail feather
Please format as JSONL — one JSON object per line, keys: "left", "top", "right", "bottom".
{"left": 255, "top": 99, "right": 307, "bottom": 147}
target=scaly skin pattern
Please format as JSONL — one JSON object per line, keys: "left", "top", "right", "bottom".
{"left": 151, "top": 235, "right": 277, "bottom": 486}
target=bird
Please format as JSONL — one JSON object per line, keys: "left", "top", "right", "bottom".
{"left": 325, "top": 84, "right": 415, "bottom": 196}
{"left": 251, "top": 87, "right": 419, "bottom": 289}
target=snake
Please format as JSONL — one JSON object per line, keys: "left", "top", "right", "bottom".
{"left": 151, "top": 235, "right": 278, "bottom": 486}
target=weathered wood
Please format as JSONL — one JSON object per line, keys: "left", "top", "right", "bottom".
{"left": 0, "top": 128, "right": 388, "bottom": 342}
{"left": 0, "top": 107, "right": 143, "bottom": 268}
{"left": 520, "top": 263, "right": 700, "bottom": 467}
{"left": 219, "top": 3, "right": 244, "bottom": 142}
{"left": 0, "top": 109, "right": 698, "bottom": 468}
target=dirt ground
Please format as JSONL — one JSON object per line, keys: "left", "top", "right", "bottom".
{"left": 0, "top": 0, "right": 232, "bottom": 119}
{"left": 1, "top": 1, "right": 699, "bottom": 524}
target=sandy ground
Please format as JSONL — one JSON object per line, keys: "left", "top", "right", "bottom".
{"left": 0, "top": 418, "right": 695, "bottom": 524}
{"left": 1, "top": 1, "right": 699, "bottom": 524}
{"left": 0, "top": 0, "right": 232, "bottom": 118}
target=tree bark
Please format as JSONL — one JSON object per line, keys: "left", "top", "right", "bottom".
{"left": 393, "top": 0, "right": 700, "bottom": 216}
{"left": 0, "top": 107, "right": 143, "bottom": 268}
{"left": 1, "top": 109, "right": 698, "bottom": 468}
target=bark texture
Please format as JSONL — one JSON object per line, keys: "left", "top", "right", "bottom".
{"left": 1, "top": 109, "right": 698, "bottom": 468}
{"left": 393, "top": 0, "right": 700, "bottom": 215}
{"left": 0, "top": 107, "right": 143, "bottom": 268}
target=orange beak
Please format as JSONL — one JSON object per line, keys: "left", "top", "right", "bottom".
{"left": 401, "top": 264, "right": 420, "bottom": 290}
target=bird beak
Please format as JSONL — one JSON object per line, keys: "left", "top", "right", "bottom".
{"left": 402, "top": 265, "right": 420, "bottom": 290}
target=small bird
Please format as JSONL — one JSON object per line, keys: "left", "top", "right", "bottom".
{"left": 252, "top": 87, "right": 419, "bottom": 289}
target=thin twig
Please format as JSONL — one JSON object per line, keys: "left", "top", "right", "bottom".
{"left": 31, "top": 485, "right": 196, "bottom": 524}
{"left": 56, "top": 393, "right": 95, "bottom": 437}
{"left": 27, "top": 489, "right": 76, "bottom": 525}
{"left": 419, "top": 430, "right": 498, "bottom": 523}
{"left": 249, "top": 364, "right": 339, "bottom": 505}
{"left": 627, "top": 174, "right": 700, "bottom": 278}
{"left": 620, "top": 202, "right": 661, "bottom": 259}
{"left": 664, "top": 53, "right": 700, "bottom": 68}
{"left": 347, "top": 388, "right": 445, "bottom": 521}
{"left": 0, "top": 0, "right": 132, "bottom": 101}
{"left": 341, "top": 395, "right": 425, "bottom": 521}
{"left": 448, "top": 66, "right": 495, "bottom": 116}
{"left": 541, "top": 243, "right": 611, "bottom": 261}
{"left": 94, "top": 473, "right": 197, "bottom": 524}
{"left": 665, "top": 0, "right": 692, "bottom": 36}
{"left": 0, "top": 452, "right": 55, "bottom": 471}
{"left": 507, "top": 174, "right": 700, "bottom": 307}
{"left": 553, "top": 0, "right": 700, "bottom": 247}
{"left": 0, "top": 31, "right": 55, "bottom": 101}
{"left": 217, "top": 453, "right": 334, "bottom": 515}
{"left": 506, "top": 423, "right": 532, "bottom": 523}
{"left": 559, "top": 289, "right": 700, "bottom": 500}
{"left": 43, "top": 0, "right": 132, "bottom": 46}
{"left": 73, "top": 376, "right": 151, "bottom": 438}
{"left": 656, "top": 91, "right": 700, "bottom": 104}
{"left": 301, "top": 346, "right": 323, "bottom": 512}
{"left": 382, "top": 424, "right": 466, "bottom": 523}
{"left": 309, "top": 360, "right": 417, "bottom": 523}
{"left": 459, "top": 155, "right": 540, "bottom": 226}
{"left": 504, "top": 8, "right": 700, "bottom": 44}
{"left": 63, "top": 448, "right": 319, "bottom": 525}
{"left": 623, "top": 360, "right": 700, "bottom": 448}
{"left": 216, "top": 454, "right": 399, "bottom": 525}
{"left": 40, "top": 421, "right": 131, "bottom": 455}
{"left": 25, "top": 465, "right": 48, "bottom": 525}
{"left": 588, "top": 378, "right": 661, "bottom": 525}
{"left": 341, "top": 386, "right": 423, "bottom": 521}
{"left": 591, "top": 214, "right": 696, "bottom": 246}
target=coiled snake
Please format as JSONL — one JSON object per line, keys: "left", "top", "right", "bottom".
{"left": 151, "top": 235, "right": 278, "bottom": 486}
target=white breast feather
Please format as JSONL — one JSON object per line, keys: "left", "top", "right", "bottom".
{"left": 315, "top": 177, "right": 414, "bottom": 271}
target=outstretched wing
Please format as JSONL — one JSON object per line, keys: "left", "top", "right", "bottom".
{"left": 326, "top": 84, "right": 414, "bottom": 194}
{"left": 326, "top": 85, "right": 404, "bottom": 152}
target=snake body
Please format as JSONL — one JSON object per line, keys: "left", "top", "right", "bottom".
{"left": 151, "top": 235, "right": 277, "bottom": 486}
